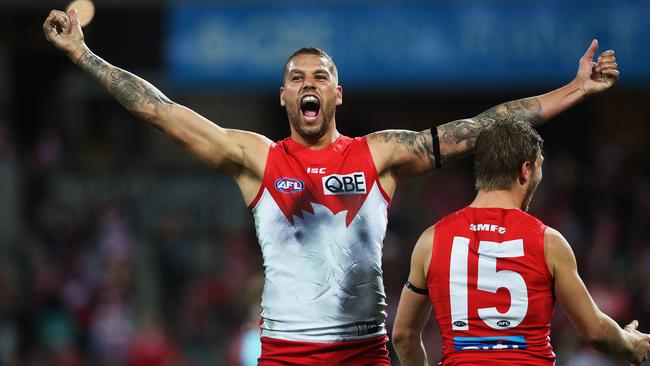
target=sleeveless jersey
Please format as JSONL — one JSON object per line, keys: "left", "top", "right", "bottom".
{"left": 428, "top": 207, "right": 555, "bottom": 365}
{"left": 249, "top": 135, "right": 391, "bottom": 342}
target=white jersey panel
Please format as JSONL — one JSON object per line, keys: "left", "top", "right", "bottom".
{"left": 252, "top": 183, "right": 389, "bottom": 342}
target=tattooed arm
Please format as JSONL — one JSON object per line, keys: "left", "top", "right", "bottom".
{"left": 44, "top": 9, "right": 270, "bottom": 202}
{"left": 366, "top": 97, "right": 542, "bottom": 182}
{"left": 75, "top": 49, "right": 173, "bottom": 122}
{"left": 435, "top": 97, "right": 543, "bottom": 166}
{"left": 367, "top": 40, "right": 619, "bottom": 191}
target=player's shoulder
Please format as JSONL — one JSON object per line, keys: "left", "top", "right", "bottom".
{"left": 543, "top": 226, "right": 573, "bottom": 255}
{"left": 543, "top": 226, "right": 566, "bottom": 243}
{"left": 341, "top": 134, "right": 360, "bottom": 147}
{"left": 543, "top": 226, "right": 576, "bottom": 276}
{"left": 413, "top": 225, "right": 436, "bottom": 257}
{"left": 499, "top": 209, "right": 548, "bottom": 236}
{"left": 338, "top": 134, "right": 367, "bottom": 150}
{"left": 435, "top": 207, "right": 470, "bottom": 228}
{"left": 273, "top": 137, "right": 291, "bottom": 150}
{"left": 509, "top": 208, "right": 546, "bottom": 225}
{"left": 419, "top": 225, "right": 436, "bottom": 243}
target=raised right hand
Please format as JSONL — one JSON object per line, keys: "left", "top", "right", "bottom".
{"left": 624, "top": 320, "right": 650, "bottom": 365}
{"left": 43, "top": 9, "right": 86, "bottom": 62}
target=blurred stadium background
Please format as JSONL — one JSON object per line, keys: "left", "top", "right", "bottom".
{"left": 0, "top": 0, "right": 648, "bottom": 365}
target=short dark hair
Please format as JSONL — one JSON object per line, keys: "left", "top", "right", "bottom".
{"left": 474, "top": 120, "right": 543, "bottom": 191}
{"left": 283, "top": 47, "right": 338, "bottom": 83}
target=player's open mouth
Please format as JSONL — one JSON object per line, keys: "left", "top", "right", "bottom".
{"left": 300, "top": 95, "right": 320, "bottom": 121}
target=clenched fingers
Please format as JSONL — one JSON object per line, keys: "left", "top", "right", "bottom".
{"left": 598, "top": 55, "right": 615, "bottom": 64}
{"left": 595, "top": 51, "right": 619, "bottom": 79}
{"left": 596, "top": 63, "right": 618, "bottom": 74}
{"left": 43, "top": 14, "right": 62, "bottom": 41}
{"left": 43, "top": 10, "right": 71, "bottom": 38}
{"left": 597, "top": 52, "right": 616, "bottom": 63}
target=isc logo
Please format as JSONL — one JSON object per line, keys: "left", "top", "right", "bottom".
{"left": 275, "top": 177, "right": 304, "bottom": 193}
{"left": 322, "top": 172, "right": 366, "bottom": 195}
{"left": 307, "top": 167, "right": 326, "bottom": 174}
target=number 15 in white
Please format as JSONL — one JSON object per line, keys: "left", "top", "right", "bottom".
{"left": 450, "top": 236, "right": 528, "bottom": 331}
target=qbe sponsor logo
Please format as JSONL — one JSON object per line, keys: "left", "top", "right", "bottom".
{"left": 275, "top": 177, "right": 304, "bottom": 193}
{"left": 322, "top": 172, "right": 366, "bottom": 195}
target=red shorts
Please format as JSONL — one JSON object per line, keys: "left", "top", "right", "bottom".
{"left": 258, "top": 335, "right": 391, "bottom": 366}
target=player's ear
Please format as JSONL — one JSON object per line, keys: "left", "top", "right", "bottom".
{"left": 280, "top": 86, "right": 286, "bottom": 107}
{"left": 519, "top": 161, "right": 532, "bottom": 185}
{"left": 336, "top": 85, "right": 343, "bottom": 106}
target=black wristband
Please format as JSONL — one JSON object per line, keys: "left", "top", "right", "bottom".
{"left": 430, "top": 127, "right": 442, "bottom": 170}
{"left": 405, "top": 281, "right": 429, "bottom": 296}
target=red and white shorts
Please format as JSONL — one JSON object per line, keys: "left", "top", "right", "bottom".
{"left": 258, "top": 335, "right": 391, "bottom": 366}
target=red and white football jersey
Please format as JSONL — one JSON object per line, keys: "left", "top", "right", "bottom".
{"left": 249, "top": 135, "right": 391, "bottom": 342}
{"left": 428, "top": 207, "right": 555, "bottom": 365}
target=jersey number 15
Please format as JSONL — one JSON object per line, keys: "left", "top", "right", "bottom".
{"left": 450, "top": 236, "right": 528, "bottom": 331}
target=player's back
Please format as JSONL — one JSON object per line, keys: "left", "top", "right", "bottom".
{"left": 428, "top": 207, "right": 555, "bottom": 365}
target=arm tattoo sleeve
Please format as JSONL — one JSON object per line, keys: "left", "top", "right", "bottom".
{"left": 368, "top": 98, "right": 541, "bottom": 172}
{"left": 76, "top": 48, "right": 173, "bottom": 121}
{"left": 373, "top": 129, "right": 436, "bottom": 170}
{"left": 437, "top": 97, "right": 542, "bottom": 166}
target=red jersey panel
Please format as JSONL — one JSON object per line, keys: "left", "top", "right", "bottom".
{"left": 259, "top": 335, "right": 390, "bottom": 366}
{"left": 428, "top": 207, "right": 555, "bottom": 365}
{"left": 250, "top": 135, "right": 390, "bottom": 226}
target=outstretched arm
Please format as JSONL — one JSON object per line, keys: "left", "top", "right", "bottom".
{"left": 545, "top": 228, "right": 650, "bottom": 365}
{"left": 368, "top": 39, "right": 619, "bottom": 182}
{"left": 43, "top": 9, "right": 270, "bottom": 199}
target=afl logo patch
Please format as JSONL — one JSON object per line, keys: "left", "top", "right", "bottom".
{"left": 275, "top": 177, "right": 304, "bottom": 193}
{"left": 497, "top": 320, "right": 511, "bottom": 328}
{"left": 453, "top": 321, "right": 467, "bottom": 328}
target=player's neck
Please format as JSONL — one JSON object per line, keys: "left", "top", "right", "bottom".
{"left": 291, "top": 126, "right": 340, "bottom": 150}
{"left": 469, "top": 189, "right": 523, "bottom": 210}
